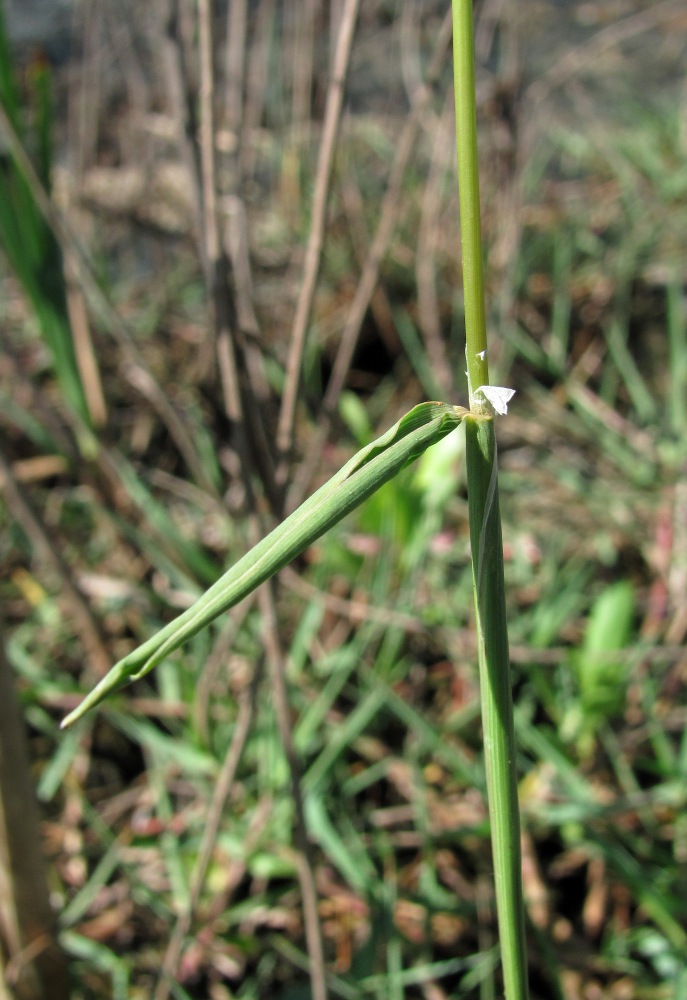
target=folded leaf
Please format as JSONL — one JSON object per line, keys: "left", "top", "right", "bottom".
{"left": 62, "top": 402, "right": 470, "bottom": 727}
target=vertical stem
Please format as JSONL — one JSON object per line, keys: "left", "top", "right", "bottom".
{"left": 465, "top": 419, "right": 529, "bottom": 1000}
{"left": 452, "top": 3, "right": 530, "bottom": 999}
{"left": 452, "top": 0, "right": 488, "bottom": 403}
{"left": 0, "top": 633, "right": 71, "bottom": 1000}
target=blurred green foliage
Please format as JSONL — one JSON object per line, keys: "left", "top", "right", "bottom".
{"left": 0, "top": 2, "right": 90, "bottom": 425}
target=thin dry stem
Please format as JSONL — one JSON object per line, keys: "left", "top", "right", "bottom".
{"left": 197, "top": 0, "right": 240, "bottom": 418}
{"left": 291, "top": 0, "right": 317, "bottom": 133}
{"left": 286, "top": 9, "right": 453, "bottom": 513}
{"left": 67, "top": 0, "right": 101, "bottom": 177}
{"left": 198, "top": 0, "right": 221, "bottom": 269}
{"left": 157, "top": 0, "right": 205, "bottom": 261}
{"left": 225, "top": 0, "right": 248, "bottom": 137}
{"left": 63, "top": 245, "right": 107, "bottom": 427}
{"left": 223, "top": 197, "right": 261, "bottom": 341}
{"left": 0, "top": 634, "right": 70, "bottom": 1000}
{"left": 276, "top": 0, "right": 361, "bottom": 464}
{"left": 197, "top": 0, "right": 279, "bottom": 508}
{"left": 240, "top": 0, "right": 276, "bottom": 179}
{"left": 223, "top": 5, "right": 273, "bottom": 416}
{"left": 221, "top": 2, "right": 273, "bottom": 415}
{"left": 101, "top": 2, "right": 150, "bottom": 144}
{"left": 321, "top": 7, "right": 453, "bottom": 413}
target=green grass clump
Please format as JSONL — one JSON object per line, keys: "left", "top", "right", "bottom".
{"left": 0, "top": 4, "right": 90, "bottom": 425}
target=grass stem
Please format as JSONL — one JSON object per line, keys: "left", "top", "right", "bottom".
{"left": 466, "top": 418, "right": 529, "bottom": 1000}
{"left": 452, "top": 0, "right": 488, "bottom": 404}
{"left": 452, "top": 2, "right": 530, "bottom": 997}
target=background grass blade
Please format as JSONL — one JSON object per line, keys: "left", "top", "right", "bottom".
{"left": 0, "top": 5, "right": 91, "bottom": 426}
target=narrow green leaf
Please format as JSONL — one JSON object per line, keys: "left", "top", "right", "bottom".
{"left": 62, "top": 402, "right": 468, "bottom": 727}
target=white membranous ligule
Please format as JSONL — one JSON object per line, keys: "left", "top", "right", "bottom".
{"left": 476, "top": 385, "right": 516, "bottom": 416}
{"left": 473, "top": 385, "right": 512, "bottom": 595}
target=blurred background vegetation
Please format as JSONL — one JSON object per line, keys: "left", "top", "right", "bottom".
{"left": 0, "top": 1, "right": 686, "bottom": 998}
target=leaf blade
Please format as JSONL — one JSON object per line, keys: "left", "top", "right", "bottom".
{"left": 62, "top": 402, "right": 468, "bottom": 728}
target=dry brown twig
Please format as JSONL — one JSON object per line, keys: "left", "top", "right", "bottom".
{"left": 276, "top": 0, "right": 362, "bottom": 468}
{"left": 197, "top": 0, "right": 242, "bottom": 421}
{"left": 239, "top": 0, "right": 276, "bottom": 180}
{"left": 321, "top": 7, "right": 452, "bottom": 415}
{"left": 174, "top": 0, "right": 278, "bottom": 510}
{"left": 63, "top": 246, "right": 108, "bottom": 427}
{"left": 221, "top": 0, "right": 276, "bottom": 485}
{"left": 286, "top": 8, "right": 454, "bottom": 513}
{"left": 156, "top": 0, "right": 205, "bottom": 248}
{"left": 0, "top": 635, "right": 70, "bottom": 1000}
{"left": 225, "top": 0, "right": 247, "bottom": 136}
{"left": 291, "top": 0, "right": 317, "bottom": 139}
